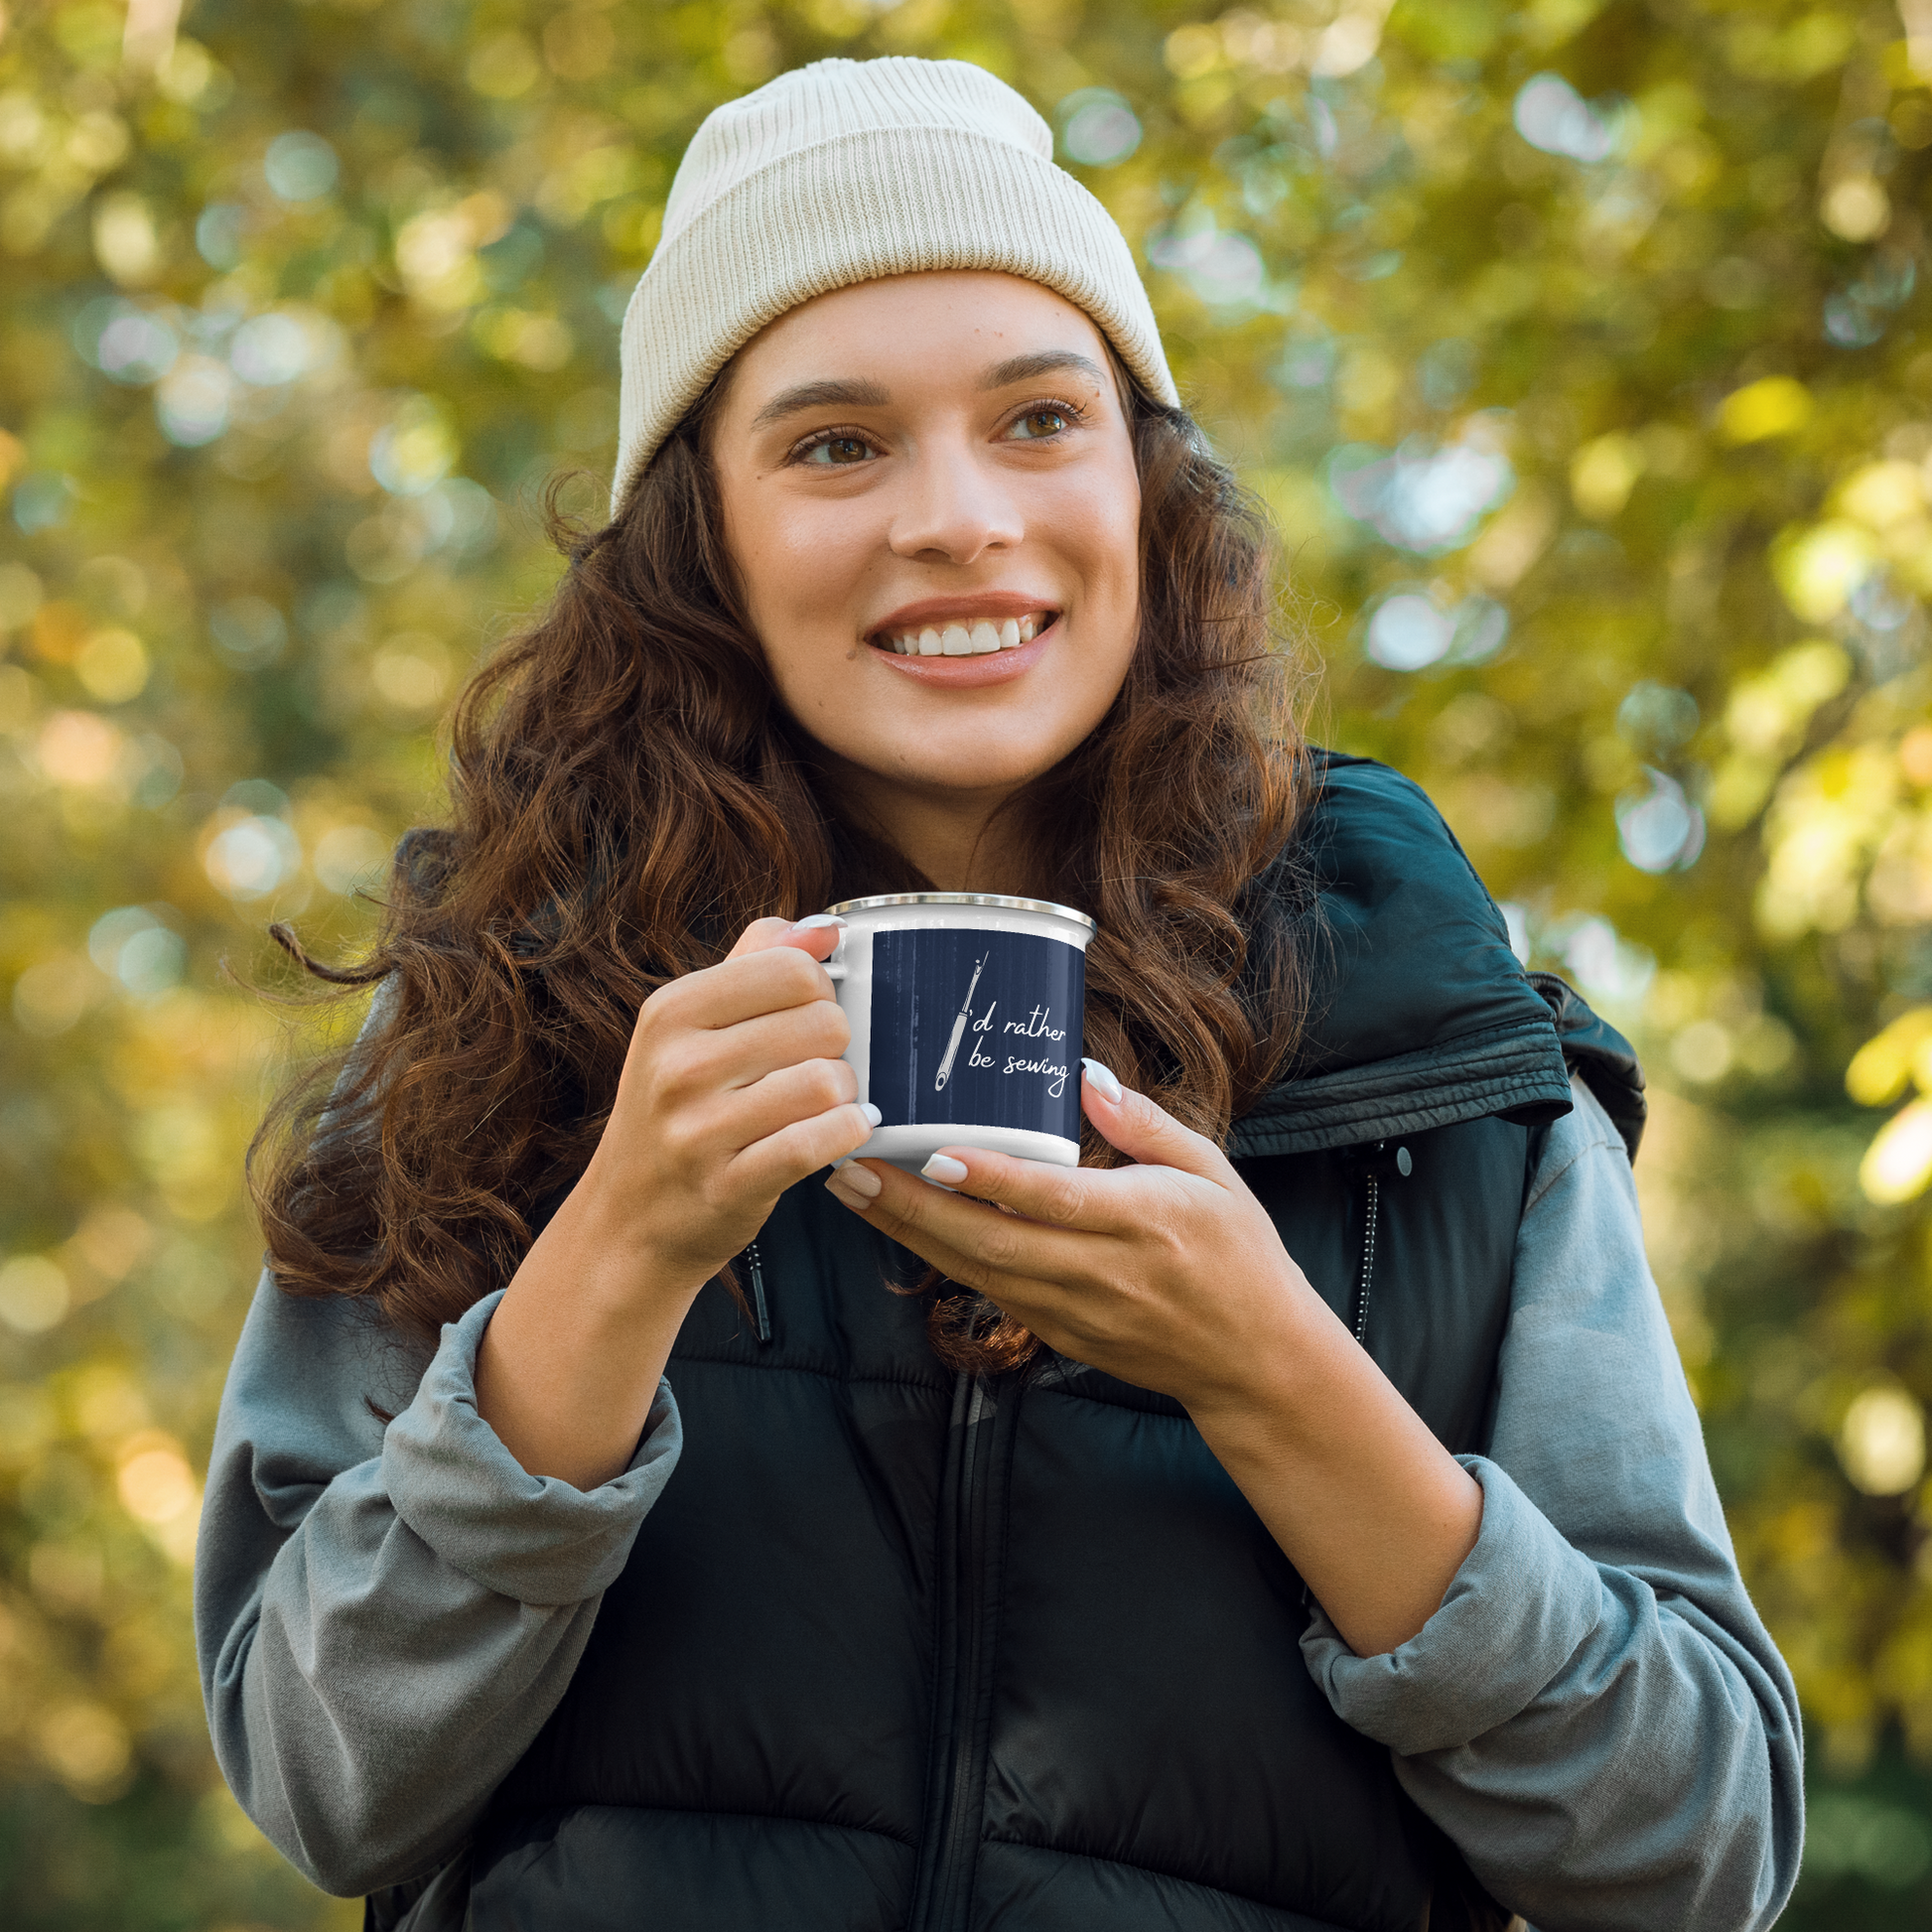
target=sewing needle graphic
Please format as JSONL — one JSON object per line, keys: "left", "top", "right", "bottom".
{"left": 933, "top": 951, "right": 989, "bottom": 1092}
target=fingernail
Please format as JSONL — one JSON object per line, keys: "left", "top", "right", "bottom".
{"left": 921, "top": 1153, "right": 969, "bottom": 1184}
{"left": 861, "top": 1102, "right": 883, "bottom": 1126}
{"left": 1081, "top": 1057, "right": 1123, "bottom": 1103}
{"left": 825, "top": 1173, "right": 871, "bottom": 1210}
{"left": 790, "top": 912, "right": 847, "bottom": 932}
{"left": 834, "top": 1162, "right": 881, "bottom": 1198}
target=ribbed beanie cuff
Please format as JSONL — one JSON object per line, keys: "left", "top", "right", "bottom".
{"left": 613, "top": 57, "right": 1177, "bottom": 513}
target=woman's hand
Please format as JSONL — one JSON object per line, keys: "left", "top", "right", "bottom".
{"left": 584, "top": 915, "right": 876, "bottom": 1293}
{"left": 825, "top": 1066, "right": 1483, "bottom": 1657}
{"left": 477, "top": 915, "right": 874, "bottom": 1488}
{"left": 826, "top": 1065, "right": 1303, "bottom": 1412}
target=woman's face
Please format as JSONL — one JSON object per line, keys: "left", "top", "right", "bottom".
{"left": 710, "top": 271, "right": 1143, "bottom": 836}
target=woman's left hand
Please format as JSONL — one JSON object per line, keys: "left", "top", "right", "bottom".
{"left": 824, "top": 1060, "right": 1485, "bottom": 1658}
{"left": 824, "top": 1063, "right": 1308, "bottom": 1415}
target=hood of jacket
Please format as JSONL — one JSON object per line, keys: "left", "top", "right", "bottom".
{"left": 1230, "top": 753, "right": 1643, "bottom": 1162}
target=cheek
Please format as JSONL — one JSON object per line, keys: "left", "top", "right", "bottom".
{"left": 1054, "top": 467, "right": 1143, "bottom": 639}
{"left": 729, "top": 485, "right": 875, "bottom": 635}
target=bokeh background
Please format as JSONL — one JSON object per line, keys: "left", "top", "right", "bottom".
{"left": 2, "top": 0, "right": 1931, "bottom": 1923}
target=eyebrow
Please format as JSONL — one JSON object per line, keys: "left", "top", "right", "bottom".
{"left": 750, "top": 378, "right": 891, "bottom": 429}
{"left": 979, "top": 349, "right": 1108, "bottom": 390}
{"left": 748, "top": 350, "right": 1110, "bottom": 430}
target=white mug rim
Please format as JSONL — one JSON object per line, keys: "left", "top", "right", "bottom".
{"left": 825, "top": 891, "right": 1097, "bottom": 933}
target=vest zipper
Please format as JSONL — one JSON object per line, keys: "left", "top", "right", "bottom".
{"left": 1353, "top": 1173, "right": 1379, "bottom": 1345}
{"left": 744, "top": 1239, "right": 769, "bottom": 1343}
{"left": 1348, "top": 1140, "right": 1408, "bottom": 1346}
{"left": 910, "top": 1370, "right": 999, "bottom": 1932}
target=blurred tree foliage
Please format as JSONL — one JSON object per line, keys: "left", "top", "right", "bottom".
{"left": 2, "top": 0, "right": 1931, "bottom": 1923}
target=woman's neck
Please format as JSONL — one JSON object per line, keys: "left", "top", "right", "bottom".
{"left": 824, "top": 759, "right": 1033, "bottom": 895}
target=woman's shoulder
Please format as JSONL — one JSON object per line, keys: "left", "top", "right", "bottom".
{"left": 1281, "top": 749, "right": 1541, "bottom": 1066}
{"left": 1239, "top": 748, "right": 1646, "bottom": 1159}
{"left": 1296, "top": 748, "right": 1487, "bottom": 889}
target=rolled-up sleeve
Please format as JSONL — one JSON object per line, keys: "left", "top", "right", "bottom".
{"left": 1301, "top": 1081, "right": 1804, "bottom": 1932}
{"left": 195, "top": 1276, "right": 681, "bottom": 1897}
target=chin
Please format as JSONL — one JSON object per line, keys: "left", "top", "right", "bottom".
{"left": 903, "top": 734, "right": 1067, "bottom": 793}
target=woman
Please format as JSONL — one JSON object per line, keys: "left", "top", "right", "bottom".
{"left": 198, "top": 57, "right": 1802, "bottom": 1932}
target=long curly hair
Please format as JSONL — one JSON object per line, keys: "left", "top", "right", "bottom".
{"left": 250, "top": 375, "right": 1314, "bottom": 1372}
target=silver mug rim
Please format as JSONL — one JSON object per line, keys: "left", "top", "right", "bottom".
{"left": 825, "top": 891, "right": 1098, "bottom": 933}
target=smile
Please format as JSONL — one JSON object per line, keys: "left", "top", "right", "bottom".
{"left": 872, "top": 613, "right": 1049, "bottom": 656}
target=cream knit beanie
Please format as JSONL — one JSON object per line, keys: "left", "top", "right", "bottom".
{"left": 612, "top": 56, "right": 1178, "bottom": 512}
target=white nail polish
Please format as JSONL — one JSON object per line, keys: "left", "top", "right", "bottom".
{"left": 790, "top": 911, "right": 847, "bottom": 932}
{"left": 1081, "top": 1057, "right": 1123, "bottom": 1103}
{"left": 921, "top": 1153, "right": 969, "bottom": 1184}
{"left": 861, "top": 1102, "right": 883, "bottom": 1126}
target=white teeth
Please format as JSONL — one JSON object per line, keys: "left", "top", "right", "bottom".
{"left": 883, "top": 615, "right": 1049, "bottom": 654}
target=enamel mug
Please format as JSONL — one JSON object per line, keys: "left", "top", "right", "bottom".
{"left": 822, "top": 893, "right": 1097, "bottom": 1171}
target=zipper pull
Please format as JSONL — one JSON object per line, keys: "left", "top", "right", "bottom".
{"left": 745, "top": 1239, "right": 770, "bottom": 1344}
{"left": 1347, "top": 1139, "right": 1412, "bottom": 1181}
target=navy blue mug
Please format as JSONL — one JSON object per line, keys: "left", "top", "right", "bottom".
{"left": 823, "top": 893, "right": 1096, "bottom": 1171}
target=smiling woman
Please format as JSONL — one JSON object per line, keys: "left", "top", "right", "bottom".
{"left": 712, "top": 272, "right": 1145, "bottom": 882}
{"left": 200, "top": 53, "right": 1800, "bottom": 1932}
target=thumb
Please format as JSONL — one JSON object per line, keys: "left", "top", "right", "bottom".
{"left": 726, "top": 912, "right": 844, "bottom": 964}
{"left": 1080, "top": 1059, "right": 1236, "bottom": 1185}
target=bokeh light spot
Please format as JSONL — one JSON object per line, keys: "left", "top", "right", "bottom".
{"left": 1058, "top": 89, "right": 1142, "bottom": 167}
{"left": 155, "top": 354, "right": 233, "bottom": 446}
{"left": 263, "top": 130, "right": 339, "bottom": 202}
{"left": 0, "top": 1256, "right": 70, "bottom": 1334}
{"left": 203, "top": 815, "right": 301, "bottom": 901}
{"left": 1839, "top": 1385, "right": 1927, "bottom": 1493}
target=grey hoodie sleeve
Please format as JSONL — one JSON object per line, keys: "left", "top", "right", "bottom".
{"left": 1300, "top": 1080, "right": 1804, "bottom": 1932}
{"left": 194, "top": 1276, "right": 681, "bottom": 1897}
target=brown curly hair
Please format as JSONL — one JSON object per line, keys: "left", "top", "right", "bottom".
{"left": 251, "top": 375, "right": 1313, "bottom": 1372}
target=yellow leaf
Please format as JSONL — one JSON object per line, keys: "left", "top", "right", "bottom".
{"left": 1861, "top": 1096, "right": 1932, "bottom": 1205}
{"left": 1770, "top": 521, "right": 1878, "bottom": 621}
{"left": 1847, "top": 1008, "right": 1932, "bottom": 1107}
{"left": 1570, "top": 432, "right": 1643, "bottom": 518}
{"left": 1720, "top": 375, "right": 1812, "bottom": 443}
{"left": 1838, "top": 460, "right": 1924, "bottom": 531}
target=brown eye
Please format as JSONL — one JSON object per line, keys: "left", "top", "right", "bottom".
{"left": 1010, "top": 407, "right": 1071, "bottom": 440}
{"left": 802, "top": 435, "right": 873, "bottom": 466}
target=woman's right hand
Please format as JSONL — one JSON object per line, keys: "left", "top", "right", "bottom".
{"left": 582, "top": 914, "right": 876, "bottom": 1297}
{"left": 476, "top": 914, "right": 872, "bottom": 1487}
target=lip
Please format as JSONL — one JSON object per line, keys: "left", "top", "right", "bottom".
{"left": 872, "top": 617, "right": 1057, "bottom": 687}
{"left": 867, "top": 591, "right": 1058, "bottom": 641}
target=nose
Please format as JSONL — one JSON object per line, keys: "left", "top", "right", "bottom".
{"left": 887, "top": 439, "right": 1024, "bottom": 566}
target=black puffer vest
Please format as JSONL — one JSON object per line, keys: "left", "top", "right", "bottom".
{"left": 379, "top": 755, "right": 1643, "bottom": 1932}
